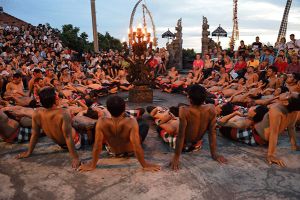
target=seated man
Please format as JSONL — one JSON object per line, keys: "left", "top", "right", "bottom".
{"left": 217, "top": 105, "right": 269, "bottom": 144}
{"left": 168, "top": 67, "right": 179, "bottom": 79}
{"left": 167, "top": 85, "right": 227, "bottom": 172}
{"left": 77, "top": 95, "right": 161, "bottom": 173}
{"left": 6, "top": 73, "right": 27, "bottom": 97}
{"left": 14, "top": 87, "right": 87, "bottom": 169}
{"left": 255, "top": 92, "right": 300, "bottom": 166}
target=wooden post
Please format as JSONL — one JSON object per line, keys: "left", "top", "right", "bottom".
{"left": 91, "top": 0, "right": 99, "bottom": 53}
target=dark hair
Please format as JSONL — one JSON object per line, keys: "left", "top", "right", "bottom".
{"left": 220, "top": 102, "right": 235, "bottom": 116}
{"left": 4, "top": 111, "right": 16, "bottom": 120}
{"left": 169, "top": 106, "right": 179, "bottom": 117}
{"left": 269, "top": 65, "right": 278, "bottom": 73}
{"left": 85, "top": 99, "right": 94, "bottom": 107}
{"left": 265, "top": 49, "right": 270, "bottom": 52}
{"left": 279, "top": 86, "right": 289, "bottom": 94}
{"left": 29, "top": 99, "right": 40, "bottom": 108}
{"left": 253, "top": 105, "right": 269, "bottom": 123}
{"left": 13, "top": 73, "right": 22, "bottom": 79}
{"left": 50, "top": 78, "right": 56, "bottom": 85}
{"left": 260, "top": 78, "right": 269, "bottom": 89}
{"left": 106, "top": 95, "right": 125, "bottom": 117}
{"left": 277, "top": 55, "right": 284, "bottom": 58}
{"left": 251, "top": 92, "right": 262, "bottom": 100}
{"left": 250, "top": 54, "right": 255, "bottom": 59}
{"left": 286, "top": 93, "right": 300, "bottom": 112}
{"left": 39, "top": 87, "right": 56, "bottom": 108}
{"left": 85, "top": 107, "right": 98, "bottom": 119}
{"left": 33, "top": 68, "right": 41, "bottom": 75}
{"left": 292, "top": 72, "right": 300, "bottom": 82}
{"left": 34, "top": 78, "right": 42, "bottom": 84}
{"left": 187, "top": 85, "right": 206, "bottom": 106}
{"left": 206, "top": 54, "right": 211, "bottom": 59}
{"left": 290, "top": 34, "right": 295, "bottom": 37}
{"left": 89, "top": 90, "right": 98, "bottom": 99}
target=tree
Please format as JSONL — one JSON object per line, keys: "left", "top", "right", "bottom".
{"left": 97, "top": 32, "right": 123, "bottom": 51}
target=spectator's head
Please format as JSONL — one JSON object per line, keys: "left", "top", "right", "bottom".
{"left": 287, "top": 72, "right": 300, "bottom": 84}
{"left": 13, "top": 73, "right": 22, "bottom": 84}
{"left": 39, "top": 87, "right": 58, "bottom": 109}
{"left": 214, "top": 49, "right": 217, "bottom": 54}
{"left": 280, "top": 92, "right": 300, "bottom": 112}
{"left": 33, "top": 68, "right": 42, "bottom": 77}
{"left": 265, "top": 49, "right": 270, "bottom": 55}
{"left": 29, "top": 99, "right": 41, "bottom": 108}
{"left": 280, "top": 37, "right": 286, "bottom": 44}
{"left": 238, "top": 77, "right": 246, "bottom": 85}
{"left": 258, "top": 78, "right": 269, "bottom": 89}
{"left": 196, "top": 54, "right": 200, "bottom": 59}
{"left": 224, "top": 56, "right": 231, "bottom": 63}
{"left": 247, "top": 65, "right": 254, "bottom": 73}
{"left": 50, "top": 78, "right": 60, "bottom": 86}
{"left": 290, "top": 34, "right": 295, "bottom": 40}
{"left": 250, "top": 54, "right": 255, "bottom": 60}
{"left": 267, "top": 66, "right": 278, "bottom": 77}
{"left": 249, "top": 105, "right": 269, "bottom": 123}
{"left": 239, "top": 55, "right": 245, "bottom": 61}
{"left": 106, "top": 95, "right": 125, "bottom": 117}
{"left": 169, "top": 106, "right": 179, "bottom": 117}
{"left": 277, "top": 55, "right": 284, "bottom": 62}
{"left": 187, "top": 85, "right": 206, "bottom": 106}
{"left": 0, "top": 63, "right": 4, "bottom": 72}
{"left": 274, "top": 86, "right": 289, "bottom": 96}
{"left": 205, "top": 54, "right": 211, "bottom": 60}
{"left": 255, "top": 36, "right": 259, "bottom": 42}
{"left": 292, "top": 56, "right": 299, "bottom": 65}
{"left": 249, "top": 90, "right": 262, "bottom": 99}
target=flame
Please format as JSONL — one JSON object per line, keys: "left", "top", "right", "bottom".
{"left": 138, "top": 23, "right": 142, "bottom": 29}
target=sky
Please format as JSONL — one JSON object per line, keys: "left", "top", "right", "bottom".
{"left": 2, "top": 0, "right": 300, "bottom": 52}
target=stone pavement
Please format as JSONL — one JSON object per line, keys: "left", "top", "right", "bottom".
{"left": 1, "top": 90, "right": 300, "bottom": 200}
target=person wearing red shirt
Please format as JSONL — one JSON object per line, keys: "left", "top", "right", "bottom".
{"left": 193, "top": 54, "right": 204, "bottom": 70}
{"left": 274, "top": 55, "right": 288, "bottom": 73}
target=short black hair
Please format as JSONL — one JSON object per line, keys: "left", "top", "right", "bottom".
{"left": 187, "top": 85, "right": 206, "bottom": 106}
{"left": 106, "top": 95, "right": 125, "bottom": 117}
{"left": 269, "top": 65, "right": 278, "bottom": 73}
{"left": 279, "top": 86, "right": 289, "bottom": 94}
{"left": 13, "top": 73, "right": 22, "bottom": 79}
{"left": 39, "top": 87, "right": 57, "bottom": 108}
{"left": 286, "top": 93, "right": 300, "bottom": 113}
{"left": 50, "top": 78, "right": 56, "bottom": 85}
{"left": 277, "top": 55, "right": 284, "bottom": 58}
{"left": 29, "top": 99, "right": 41, "bottom": 108}
{"left": 85, "top": 107, "right": 98, "bottom": 119}
{"left": 220, "top": 102, "right": 235, "bottom": 116}
{"left": 34, "top": 78, "right": 42, "bottom": 84}
{"left": 169, "top": 106, "right": 179, "bottom": 117}
{"left": 253, "top": 105, "right": 269, "bottom": 123}
{"left": 260, "top": 78, "right": 269, "bottom": 89}
{"left": 292, "top": 72, "right": 300, "bottom": 82}
{"left": 33, "top": 68, "right": 41, "bottom": 75}
{"left": 85, "top": 99, "right": 94, "bottom": 107}
{"left": 250, "top": 54, "right": 255, "bottom": 58}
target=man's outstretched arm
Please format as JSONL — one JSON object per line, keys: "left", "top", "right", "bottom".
{"left": 208, "top": 106, "right": 228, "bottom": 164}
{"left": 61, "top": 113, "right": 82, "bottom": 169}
{"left": 129, "top": 119, "right": 161, "bottom": 173}
{"left": 287, "top": 113, "right": 300, "bottom": 151}
{"left": 14, "top": 111, "right": 41, "bottom": 159}
{"left": 167, "top": 107, "right": 187, "bottom": 171}
{"left": 78, "top": 118, "right": 104, "bottom": 173}
{"left": 267, "top": 106, "right": 285, "bottom": 166}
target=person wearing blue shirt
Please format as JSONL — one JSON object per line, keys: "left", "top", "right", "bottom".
{"left": 260, "top": 49, "right": 274, "bottom": 64}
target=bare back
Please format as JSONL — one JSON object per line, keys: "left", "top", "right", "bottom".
{"left": 98, "top": 115, "right": 138, "bottom": 154}
{"left": 181, "top": 104, "right": 216, "bottom": 143}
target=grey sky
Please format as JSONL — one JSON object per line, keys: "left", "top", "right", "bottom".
{"left": 2, "top": 0, "right": 300, "bottom": 52}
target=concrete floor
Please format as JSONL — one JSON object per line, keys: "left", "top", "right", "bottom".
{"left": 1, "top": 90, "right": 300, "bottom": 200}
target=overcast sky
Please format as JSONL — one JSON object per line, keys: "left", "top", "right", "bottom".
{"left": 2, "top": 0, "right": 300, "bottom": 52}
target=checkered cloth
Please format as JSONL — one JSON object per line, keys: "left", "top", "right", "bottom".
{"left": 58, "top": 132, "right": 90, "bottom": 150}
{"left": 91, "top": 103, "right": 140, "bottom": 119}
{"left": 234, "top": 127, "right": 257, "bottom": 146}
{"left": 9, "top": 127, "right": 43, "bottom": 144}
{"left": 105, "top": 144, "right": 134, "bottom": 158}
{"left": 158, "top": 128, "right": 202, "bottom": 152}
{"left": 234, "top": 106, "right": 249, "bottom": 115}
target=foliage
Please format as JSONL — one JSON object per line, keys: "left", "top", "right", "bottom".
{"left": 182, "top": 48, "right": 197, "bottom": 59}
{"left": 97, "top": 32, "right": 123, "bottom": 52}
{"left": 45, "top": 23, "right": 123, "bottom": 53}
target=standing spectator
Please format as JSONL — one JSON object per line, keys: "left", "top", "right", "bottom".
{"left": 238, "top": 40, "right": 248, "bottom": 56}
{"left": 287, "top": 34, "right": 300, "bottom": 63}
{"left": 227, "top": 45, "right": 235, "bottom": 58}
{"left": 251, "top": 36, "right": 262, "bottom": 51}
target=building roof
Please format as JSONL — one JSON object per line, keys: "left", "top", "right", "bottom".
{"left": 212, "top": 26, "right": 227, "bottom": 37}
{"left": 162, "top": 30, "right": 175, "bottom": 39}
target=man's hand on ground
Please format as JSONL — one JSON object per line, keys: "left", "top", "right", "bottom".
{"left": 77, "top": 163, "right": 95, "bottom": 173}
{"left": 71, "top": 159, "right": 83, "bottom": 170}
{"left": 212, "top": 153, "right": 228, "bottom": 164}
{"left": 167, "top": 159, "right": 180, "bottom": 171}
{"left": 267, "top": 155, "right": 286, "bottom": 166}
{"left": 14, "top": 152, "right": 31, "bottom": 159}
{"left": 143, "top": 163, "right": 161, "bottom": 173}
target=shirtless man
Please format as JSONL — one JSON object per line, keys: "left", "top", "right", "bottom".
{"left": 77, "top": 95, "right": 161, "bottom": 173}
{"left": 244, "top": 66, "right": 258, "bottom": 86}
{"left": 28, "top": 69, "right": 43, "bottom": 97}
{"left": 14, "top": 87, "right": 83, "bottom": 169}
{"left": 72, "top": 67, "right": 87, "bottom": 85}
{"left": 285, "top": 72, "right": 300, "bottom": 92}
{"left": 267, "top": 66, "right": 280, "bottom": 89}
{"left": 59, "top": 68, "right": 72, "bottom": 86}
{"left": 255, "top": 92, "right": 300, "bottom": 166}
{"left": 167, "top": 85, "right": 227, "bottom": 171}
{"left": 168, "top": 67, "right": 179, "bottom": 79}
{"left": 43, "top": 69, "right": 57, "bottom": 86}
{"left": 6, "top": 73, "right": 27, "bottom": 97}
